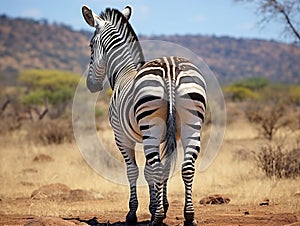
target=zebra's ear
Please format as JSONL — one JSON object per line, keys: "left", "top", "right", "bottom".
{"left": 121, "top": 6, "right": 132, "bottom": 20}
{"left": 82, "top": 5, "right": 105, "bottom": 28}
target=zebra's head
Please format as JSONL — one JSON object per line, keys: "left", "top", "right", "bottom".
{"left": 82, "top": 5, "right": 132, "bottom": 92}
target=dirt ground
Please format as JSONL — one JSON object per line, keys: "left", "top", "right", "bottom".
{"left": 1, "top": 148, "right": 299, "bottom": 226}
{"left": 0, "top": 188, "right": 299, "bottom": 225}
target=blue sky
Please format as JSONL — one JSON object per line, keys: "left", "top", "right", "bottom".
{"left": 1, "top": 0, "right": 284, "bottom": 42}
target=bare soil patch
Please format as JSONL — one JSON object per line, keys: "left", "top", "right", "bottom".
{"left": 0, "top": 184, "right": 299, "bottom": 225}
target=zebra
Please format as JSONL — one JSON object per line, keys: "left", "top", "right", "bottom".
{"left": 82, "top": 5, "right": 206, "bottom": 226}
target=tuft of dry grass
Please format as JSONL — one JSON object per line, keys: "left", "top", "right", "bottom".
{"left": 29, "top": 119, "right": 74, "bottom": 145}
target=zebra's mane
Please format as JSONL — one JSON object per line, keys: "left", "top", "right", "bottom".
{"left": 99, "top": 8, "right": 145, "bottom": 70}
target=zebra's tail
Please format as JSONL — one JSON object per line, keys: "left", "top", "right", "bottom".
{"left": 161, "top": 78, "right": 177, "bottom": 179}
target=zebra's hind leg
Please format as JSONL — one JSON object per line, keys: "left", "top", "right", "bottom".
{"left": 162, "top": 169, "right": 170, "bottom": 217}
{"left": 122, "top": 148, "right": 139, "bottom": 225}
{"left": 145, "top": 163, "right": 169, "bottom": 222}
{"left": 180, "top": 126, "right": 201, "bottom": 226}
{"left": 182, "top": 152, "right": 198, "bottom": 226}
{"left": 144, "top": 163, "right": 156, "bottom": 222}
{"left": 145, "top": 152, "right": 165, "bottom": 226}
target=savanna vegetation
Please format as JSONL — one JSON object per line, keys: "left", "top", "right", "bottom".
{"left": 1, "top": 72, "right": 300, "bottom": 225}
{"left": 1, "top": 71, "right": 299, "bottom": 179}
{"left": 0, "top": 69, "right": 82, "bottom": 145}
{"left": 223, "top": 77, "right": 300, "bottom": 179}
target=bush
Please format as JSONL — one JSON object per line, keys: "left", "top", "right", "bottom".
{"left": 246, "top": 104, "right": 289, "bottom": 140}
{"left": 0, "top": 116, "right": 21, "bottom": 134}
{"left": 30, "top": 119, "right": 73, "bottom": 145}
{"left": 288, "top": 86, "right": 300, "bottom": 106}
{"left": 224, "top": 85, "right": 260, "bottom": 102}
{"left": 255, "top": 144, "right": 300, "bottom": 179}
{"left": 233, "top": 77, "right": 269, "bottom": 91}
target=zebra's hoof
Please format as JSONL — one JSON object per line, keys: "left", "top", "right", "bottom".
{"left": 184, "top": 219, "right": 197, "bottom": 226}
{"left": 149, "top": 217, "right": 165, "bottom": 226}
{"left": 126, "top": 212, "right": 137, "bottom": 225}
{"left": 149, "top": 221, "right": 164, "bottom": 226}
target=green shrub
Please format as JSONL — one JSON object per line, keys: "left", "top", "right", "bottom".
{"left": 224, "top": 85, "right": 260, "bottom": 102}
{"left": 288, "top": 86, "right": 300, "bottom": 106}
{"left": 233, "top": 77, "right": 269, "bottom": 91}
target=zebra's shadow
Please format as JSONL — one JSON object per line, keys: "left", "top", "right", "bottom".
{"left": 64, "top": 217, "right": 167, "bottom": 226}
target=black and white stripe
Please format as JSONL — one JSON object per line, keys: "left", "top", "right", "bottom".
{"left": 82, "top": 6, "right": 206, "bottom": 226}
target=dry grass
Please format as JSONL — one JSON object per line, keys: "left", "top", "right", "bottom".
{"left": 0, "top": 115, "right": 299, "bottom": 217}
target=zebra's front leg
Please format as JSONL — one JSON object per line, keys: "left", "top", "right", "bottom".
{"left": 121, "top": 148, "right": 139, "bottom": 225}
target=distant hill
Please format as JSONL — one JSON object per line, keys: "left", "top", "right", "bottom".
{"left": 145, "top": 35, "right": 300, "bottom": 84}
{"left": 0, "top": 15, "right": 299, "bottom": 84}
{"left": 0, "top": 15, "right": 90, "bottom": 83}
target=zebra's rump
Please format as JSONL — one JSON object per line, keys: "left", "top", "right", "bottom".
{"left": 133, "top": 56, "right": 206, "bottom": 108}
{"left": 135, "top": 56, "right": 206, "bottom": 96}
{"left": 132, "top": 56, "right": 207, "bottom": 139}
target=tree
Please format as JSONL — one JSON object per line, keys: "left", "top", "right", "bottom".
{"left": 235, "top": 0, "right": 300, "bottom": 43}
{"left": 246, "top": 104, "right": 289, "bottom": 140}
{"left": 223, "top": 77, "right": 266, "bottom": 101}
{"left": 233, "top": 77, "right": 269, "bottom": 91}
{"left": 18, "top": 69, "right": 80, "bottom": 120}
{"left": 224, "top": 85, "right": 260, "bottom": 102}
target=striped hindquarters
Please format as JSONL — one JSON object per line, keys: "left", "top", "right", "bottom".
{"left": 132, "top": 56, "right": 206, "bottom": 166}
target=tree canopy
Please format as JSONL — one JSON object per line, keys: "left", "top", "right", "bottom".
{"left": 18, "top": 69, "right": 80, "bottom": 119}
{"left": 235, "top": 0, "right": 300, "bottom": 43}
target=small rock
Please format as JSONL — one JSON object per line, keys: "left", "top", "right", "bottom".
{"left": 199, "top": 194, "right": 230, "bottom": 205}
{"left": 33, "top": 154, "right": 54, "bottom": 162}
{"left": 293, "top": 192, "right": 300, "bottom": 197}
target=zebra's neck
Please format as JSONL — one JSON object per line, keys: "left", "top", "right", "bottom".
{"left": 106, "top": 44, "right": 137, "bottom": 90}
{"left": 99, "top": 8, "right": 145, "bottom": 90}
